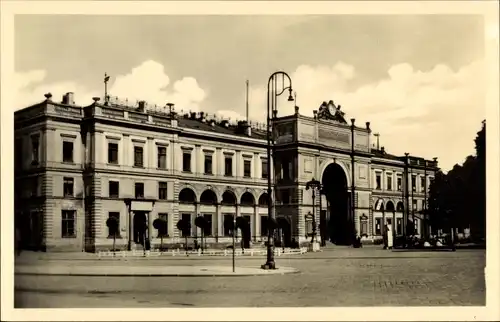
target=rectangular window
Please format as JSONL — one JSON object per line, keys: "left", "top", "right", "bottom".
{"left": 260, "top": 216, "right": 268, "bottom": 237}
{"left": 31, "top": 135, "right": 39, "bottom": 164}
{"left": 181, "top": 213, "right": 191, "bottom": 237}
{"left": 224, "top": 157, "right": 233, "bottom": 176}
{"left": 397, "top": 218, "right": 402, "bottom": 234}
{"left": 61, "top": 210, "right": 76, "bottom": 238}
{"left": 376, "top": 173, "right": 381, "bottom": 190}
{"left": 412, "top": 175, "right": 416, "bottom": 192}
{"left": 243, "top": 160, "right": 251, "bottom": 178}
{"left": 107, "top": 212, "right": 120, "bottom": 238}
{"left": 182, "top": 151, "right": 191, "bottom": 172}
{"left": 203, "top": 214, "right": 213, "bottom": 236}
{"left": 261, "top": 158, "right": 268, "bottom": 179}
{"left": 224, "top": 214, "right": 233, "bottom": 236}
{"left": 420, "top": 177, "right": 426, "bottom": 193}
{"left": 204, "top": 154, "right": 213, "bottom": 175}
{"left": 375, "top": 218, "right": 382, "bottom": 235}
{"left": 134, "top": 146, "right": 144, "bottom": 167}
{"left": 397, "top": 176, "right": 402, "bottom": 191}
{"left": 157, "top": 213, "right": 169, "bottom": 237}
{"left": 387, "top": 175, "right": 393, "bottom": 191}
{"left": 158, "top": 182, "right": 168, "bottom": 200}
{"left": 62, "top": 141, "right": 74, "bottom": 163}
{"left": 109, "top": 181, "right": 119, "bottom": 198}
{"left": 157, "top": 146, "right": 167, "bottom": 169}
{"left": 63, "top": 177, "right": 74, "bottom": 197}
{"left": 135, "top": 182, "right": 144, "bottom": 199}
{"left": 108, "top": 143, "right": 119, "bottom": 164}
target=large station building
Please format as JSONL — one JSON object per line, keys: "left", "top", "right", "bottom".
{"left": 14, "top": 92, "right": 439, "bottom": 252}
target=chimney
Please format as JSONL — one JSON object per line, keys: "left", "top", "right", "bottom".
{"left": 199, "top": 112, "right": 205, "bottom": 122}
{"left": 137, "top": 101, "right": 146, "bottom": 112}
{"left": 66, "top": 92, "right": 75, "bottom": 105}
{"left": 365, "top": 122, "right": 371, "bottom": 130}
{"left": 313, "top": 110, "right": 318, "bottom": 119}
{"left": 381, "top": 146, "right": 385, "bottom": 154}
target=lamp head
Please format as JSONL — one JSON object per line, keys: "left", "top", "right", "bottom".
{"left": 287, "top": 88, "right": 294, "bottom": 102}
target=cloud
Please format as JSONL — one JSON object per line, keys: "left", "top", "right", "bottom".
{"left": 14, "top": 60, "right": 207, "bottom": 112}
{"left": 238, "top": 60, "right": 485, "bottom": 172}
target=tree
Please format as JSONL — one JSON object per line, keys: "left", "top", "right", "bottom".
{"left": 176, "top": 219, "right": 191, "bottom": 251}
{"left": 427, "top": 121, "right": 486, "bottom": 239}
{"left": 153, "top": 217, "right": 168, "bottom": 252}
{"left": 106, "top": 216, "right": 119, "bottom": 256}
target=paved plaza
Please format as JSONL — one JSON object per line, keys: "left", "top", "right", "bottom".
{"left": 14, "top": 247, "right": 485, "bottom": 307}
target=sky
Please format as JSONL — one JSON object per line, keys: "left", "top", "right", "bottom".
{"left": 14, "top": 14, "right": 488, "bottom": 172}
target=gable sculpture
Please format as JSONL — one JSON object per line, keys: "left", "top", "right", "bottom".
{"left": 317, "top": 100, "right": 348, "bottom": 124}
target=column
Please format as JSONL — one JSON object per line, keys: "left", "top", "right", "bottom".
{"left": 216, "top": 148, "right": 222, "bottom": 176}
{"left": 195, "top": 203, "right": 200, "bottom": 236}
{"left": 216, "top": 204, "right": 224, "bottom": 237}
{"left": 195, "top": 145, "right": 201, "bottom": 174}
{"left": 148, "top": 212, "right": 154, "bottom": 242}
{"left": 122, "top": 134, "right": 129, "bottom": 167}
{"left": 235, "top": 150, "right": 241, "bottom": 177}
{"left": 127, "top": 206, "right": 132, "bottom": 249}
{"left": 253, "top": 205, "right": 258, "bottom": 241}
{"left": 236, "top": 204, "right": 241, "bottom": 242}
{"left": 148, "top": 137, "right": 154, "bottom": 168}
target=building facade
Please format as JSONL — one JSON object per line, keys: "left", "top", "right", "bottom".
{"left": 14, "top": 92, "right": 438, "bottom": 252}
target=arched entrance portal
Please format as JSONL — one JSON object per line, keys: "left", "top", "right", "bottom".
{"left": 322, "top": 163, "right": 352, "bottom": 245}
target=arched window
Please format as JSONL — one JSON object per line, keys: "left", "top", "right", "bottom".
{"left": 200, "top": 190, "right": 218, "bottom": 205}
{"left": 240, "top": 192, "right": 255, "bottom": 206}
{"left": 179, "top": 188, "right": 196, "bottom": 203}
{"left": 222, "top": 190, "right": 237, "bottom": 205}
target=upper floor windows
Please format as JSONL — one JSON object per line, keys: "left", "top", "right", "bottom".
{"left": 411, "top": 175, "right": 417, "bottom": 192}
{"left": 243, "top": 159, "right": 252, "bottom": 178}
{"left": 157, "top": 146, "right": 167, "bottom": 169}
{"left": 108, "top": 143, "right": 119, "bottom": 164}
{"left": 397, "top": 175, "right": 402, "bottom": 191}
{"left": 420, "top": 176, "right": 426, "bottom": 193}
{"left": 63, "top": 177, "right": 74, "bottom": 197}
{"left": 158, "top": 182, "right": 168, "bottom": 200}
{"left": 204, "top": 153, "right": 213, "bottom": 175}
{"left": 134, "top": 146, "right": 144, "bottom": 167}
{"left": 62, "top": 141, "right": 74, "bottom": 163}
{"left": 386, "top": 174, "right": 393, "bottom": 191}
{"left": 375, "top": 172, "right": 381, "bottom": 190}
{"left": 182, "top": 150, "right": 192, "bottom": 172}
{"left": 224, "top": 156, "right": 233, "bottom": 176}
{"left": 109, "top": 181, "right": 119, "bottom": 198}
{"left": 31, "top": 134, "right": 39, "bottom": 165}
{"left": 135, "top": 182, "right": 144, "bottom": 199}
{"left": 261, "top": 158, "right": 268, "bottom": 179}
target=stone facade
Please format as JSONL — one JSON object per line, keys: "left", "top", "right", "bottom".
{"left": 14, "top": 95, "right": 438, "bottom": 252}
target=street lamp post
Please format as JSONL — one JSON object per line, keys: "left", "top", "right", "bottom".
{"left": 306, "top": 178, "right": 322, "bottom": 251}
{"left": 261, "top": 72, "right": 295, "bottom": 270}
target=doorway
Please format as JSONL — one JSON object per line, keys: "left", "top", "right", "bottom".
{"left": 322, "top": 163, "right": 352, "bottom": 245}
{"left": 133, "top": 211, "right": 148, "bottom": 245}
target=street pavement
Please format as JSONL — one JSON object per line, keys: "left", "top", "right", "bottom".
{"left": 14, "top": 246, "right": 486, "bottom": 307}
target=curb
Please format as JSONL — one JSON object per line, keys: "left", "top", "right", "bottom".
{"left": 15, "top": 266, "right": 300, "bottom": 277}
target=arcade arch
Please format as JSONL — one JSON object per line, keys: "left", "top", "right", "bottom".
{"left": 321, "top": 162, "right": 352, "bottom": 245}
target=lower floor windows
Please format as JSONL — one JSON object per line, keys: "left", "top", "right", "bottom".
{"left": 61, "top": 210, "right": 76, "bottom": 238}
{"left": 375, "top": 218, "right": 382, "bottom": 235}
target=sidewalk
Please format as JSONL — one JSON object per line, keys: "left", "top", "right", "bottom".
{"left": 15, "top": 264, "right": 299, "bottom": 277}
